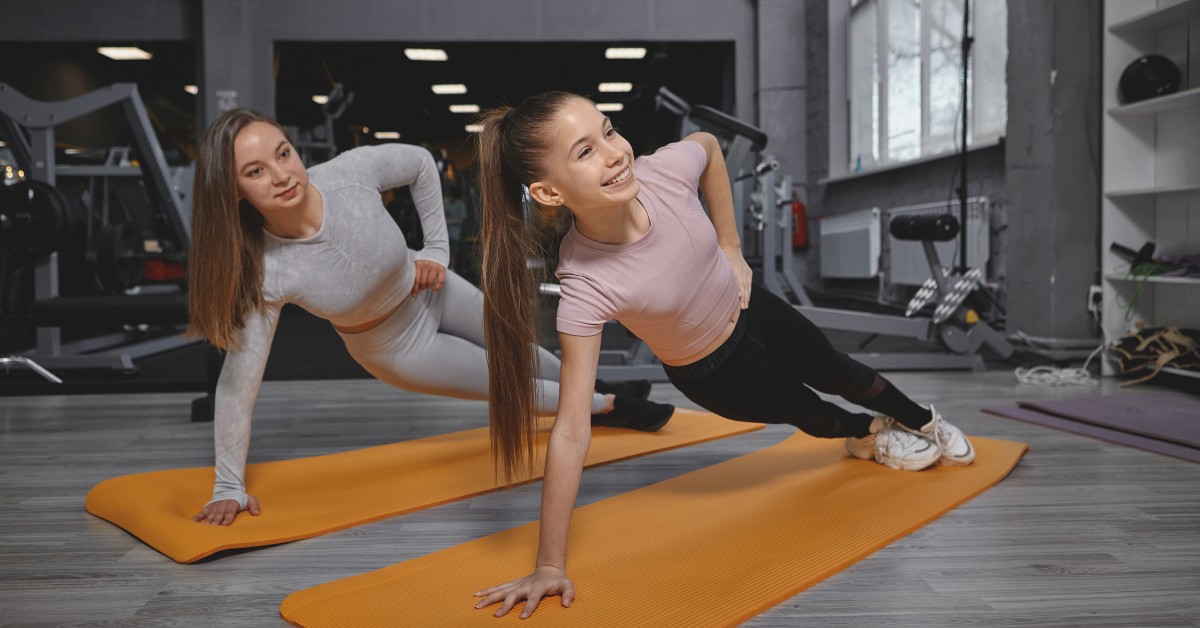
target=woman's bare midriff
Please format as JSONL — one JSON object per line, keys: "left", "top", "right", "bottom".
{"left": 658, "top": 307, "right": 742, "bottom": 367}
{"left": 333, "top": 301, "right": 403, "bottom": 335}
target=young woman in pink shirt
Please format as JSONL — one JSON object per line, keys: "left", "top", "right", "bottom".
{"left": 472, "top": 92, "right": 977, "bottom": 619}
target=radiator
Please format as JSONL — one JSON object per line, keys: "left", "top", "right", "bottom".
{"left": 886, "top": 198, "right": 990, "bottom": 286}
{"left": 819, "top": 208, "right": 881, "bottom": 279}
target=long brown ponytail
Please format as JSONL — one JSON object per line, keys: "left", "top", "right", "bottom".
{"left": 187, "top": 109, "right": 288, "bottom": 351}
{"left": 476, "top": 92, "right": 586, "bottom": 483}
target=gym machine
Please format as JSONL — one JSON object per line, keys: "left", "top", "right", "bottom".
{"left": 0, "top": 83, "right": 196, "bottom": 376}
{"left": 656, "top": 88, "right": 808, "bottom": 305}
{"left": 289, "top": 82, "right": 354, "bottom": 166}
{"left": 655, "top": 87, "right": 1013, "bottom": 371}
{"left": 536, "top": 281, "right": 664, "bottom": 382}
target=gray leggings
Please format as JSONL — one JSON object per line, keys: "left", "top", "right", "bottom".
{"left": 338, "top": 269, "right": 606, "bottom": 415}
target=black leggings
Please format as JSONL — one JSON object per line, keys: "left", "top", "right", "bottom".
{"left": 663, "top": 283, "right": 931, "bottom": 439}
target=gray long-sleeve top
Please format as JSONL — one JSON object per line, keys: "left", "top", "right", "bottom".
{"left": 209, "top": 144, "right": 449, "bottom": 507}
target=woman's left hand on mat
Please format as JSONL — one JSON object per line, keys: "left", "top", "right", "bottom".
{"left": 473, "top": 565, "right": 575, "bottom": 619}
{"left": 192, "top": 494, "right": 260, "bottom": 526}
{"left": 722, "top": 246, "right": 753, "bottom": 309}
{"left": 411, "top": 259, "right": 446, "bottom": 296}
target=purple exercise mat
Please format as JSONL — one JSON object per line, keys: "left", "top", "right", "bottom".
{"left": 982, "top": 406, "right": 1200, "bottom": 464}
{"left": 1017, "top": 394, "right": 1200, "bottom": 449}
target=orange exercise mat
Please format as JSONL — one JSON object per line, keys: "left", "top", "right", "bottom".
{"left": 85, "top": 409, "right": 760, "bottom": 564}
{"left": 280, "top": 433, "right": 1027, "bottom": 627}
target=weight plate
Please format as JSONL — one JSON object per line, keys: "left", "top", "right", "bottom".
{"left": 96, "top": 223, "right": 145, "bottom": 292}
{"left": 0, "top": 181, "right": 71, "bottom": 258}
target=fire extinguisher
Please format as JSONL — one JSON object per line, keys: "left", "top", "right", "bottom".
{"left": 791, "top": 198, "right": 808, "bottom": 248}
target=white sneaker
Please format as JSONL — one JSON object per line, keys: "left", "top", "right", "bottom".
{"left": 845, "top": 416, "right": 941, "bottom": 471}
{"left": 915, "top": 405, "right": 976, "bottom": 466}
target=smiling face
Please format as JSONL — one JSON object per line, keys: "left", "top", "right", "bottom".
{"left": 233, "top": 121, "right": 309, "bottom": 215}
{"left": 528, "top": 98, "right": 638, "bottom": 213}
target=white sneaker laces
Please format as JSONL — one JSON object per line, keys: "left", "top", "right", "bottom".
{"left": 872, "top": 418, "right": 925, "bottom": 463}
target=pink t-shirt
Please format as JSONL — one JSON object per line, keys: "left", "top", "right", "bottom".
{"left": 555, "top": 139, "right": 739, "bottom": 362}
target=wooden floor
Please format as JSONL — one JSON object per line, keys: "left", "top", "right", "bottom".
{"left": 1, "top": 370, "right": 1198, "bottom": 627}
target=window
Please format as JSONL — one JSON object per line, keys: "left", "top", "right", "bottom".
{"left": 848, "top": 0, "right": 1007, "bottom": 172}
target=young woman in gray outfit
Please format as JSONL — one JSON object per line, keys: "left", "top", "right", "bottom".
{"left": 186, "top": 109, "right": 673, "bottom": 526}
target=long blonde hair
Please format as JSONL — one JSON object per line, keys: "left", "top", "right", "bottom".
{"left": 187, "top": 109, "right": 289, "bottom": 351}
{"left": 476, "top": 92, "right": 587, "bottom": 483}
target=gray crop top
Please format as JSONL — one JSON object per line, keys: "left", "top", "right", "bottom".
{"left": 209, "top": 144, "right": 449, "bottom": 507}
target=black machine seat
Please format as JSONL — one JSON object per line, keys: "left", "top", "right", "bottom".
{"left": 30, "top": 294, "right": 189, "bottom": 327}
{"left": 889, "top": 214, "right": 960, "bottom": 242}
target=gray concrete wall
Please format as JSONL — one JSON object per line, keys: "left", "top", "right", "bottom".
{"left": 1, "top": 0, "right": 763, "bottom": 133}
{"left": 239, "top": 0, "right": 760, "bottom": 125}
{"left": 198, "top": 0, "right": 272, "bottom": 127}
{"left": 756, "top": 0, "right": 808, "bottom": 192}
{"left": 1005, "top": 0, "right": 1101, "bottom": 340}
{"left": 0, "top": 0, "right": 198, "bottom": 41}
{"left": 806, "top": 0, "right": 830, "bottom": 201}
{"left": 819, "top": 148, "right": 1008, "bottom": 218}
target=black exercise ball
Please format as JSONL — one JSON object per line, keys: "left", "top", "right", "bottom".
{"left": 1118, "top": 54, "right": 1181, "bottom": 105}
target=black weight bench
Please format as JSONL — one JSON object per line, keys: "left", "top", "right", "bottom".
{"left": 2, "top": 294, "right": 219, "bottom": 422}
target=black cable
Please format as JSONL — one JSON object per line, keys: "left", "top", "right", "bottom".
{"left": 957, "top": 0, "right": 972, "bottom": 273}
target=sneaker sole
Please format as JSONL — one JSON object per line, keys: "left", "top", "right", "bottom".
{"left": 939, "top": 446, "right": 976, "bottom": 466}
{"left": 879, "top": 447, "right": 941, "bottom": 471}
{"left": 636, "top": 410, "right": 674, "bottom": 433}
{"left": 594, "top": 406, "right": 675, "bottom": 433}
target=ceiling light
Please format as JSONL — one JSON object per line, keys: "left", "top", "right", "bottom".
{"left": 374, "top": 131, "right": 401, "bottom": 140}
{"left": 432, "top": 84, "right": 468, "bottom": 95}
{"left": 464, "top": 124, "right": 484, "bottom": 133}
{"left": 0, "top": 141, "right": 7, "bottom": 148}
{"left": 362, "top": 126, "right": 370, "bottom": 133}
{"left": 184, "top": 84, "right": 199, "bottom": 95}
{"left": 97, "top": 46, "right": 153, "bottom": 61}
{"left": 65, "top": 148, "right": 84, "bottom": 155}
{"left": 405, "top": 48, "right": 448, "bottom": 61}
{"left": 449, "top": 104, "right": 480, "bottom": 114}
{"left": 605, "top": 47, "right": 647, "bottom": 59}
{"left": 596, "top": 103, "right": 625, "bottom": 112}
{"left": 312, "top": 95, "right": 330, "bottom": 105}
{"left": 598, "top": 82, "right": 633, "bottom": 93}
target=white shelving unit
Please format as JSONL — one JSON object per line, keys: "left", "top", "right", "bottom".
{"left": 1107, "top": 87, "right": 1200, "bottom": 116}
{"left": 1106, "top": 273, "right": 1200, "bottom": 286}
{"left": 1101, "top": 0, "right": 1200, "bottom": 376}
